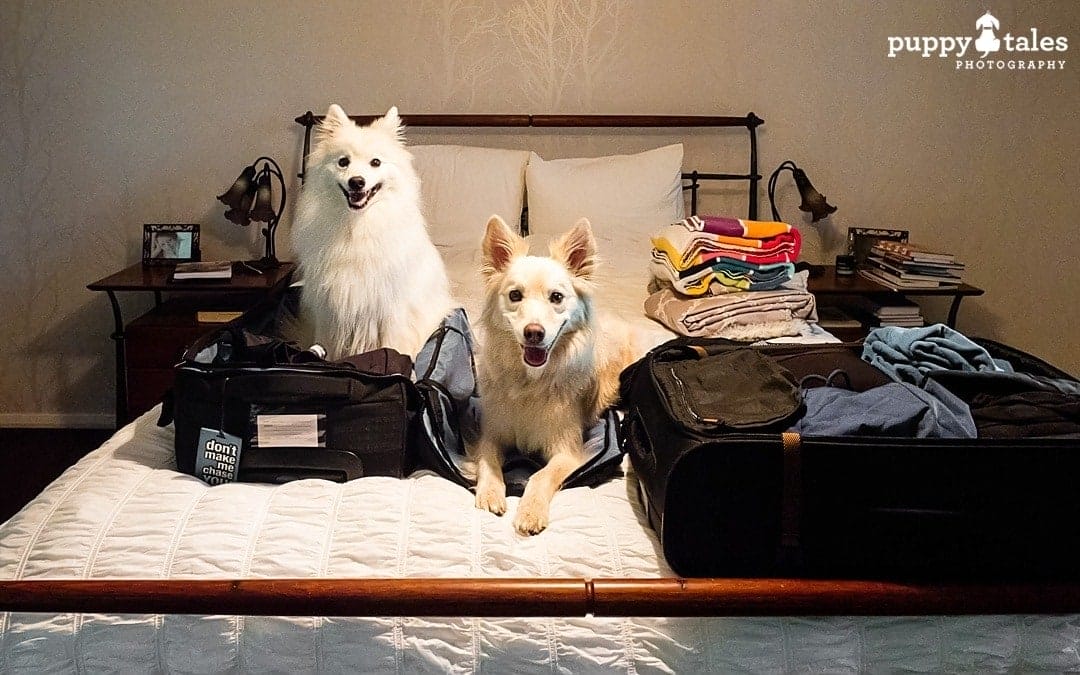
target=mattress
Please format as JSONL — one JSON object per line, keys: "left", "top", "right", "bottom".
{"left": 3, "top": 412, "right": 1080, "bottom": 673}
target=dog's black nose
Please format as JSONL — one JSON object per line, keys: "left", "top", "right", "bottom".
{"left": 348, "top": 176, "right": 366, "bottom": 191}
{"left": 524, "top": 324, "right": 545, "bottom": 345}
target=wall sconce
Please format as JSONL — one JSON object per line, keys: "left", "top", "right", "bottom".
{"left": 767, "top": 160, "right": 837, "bottom": 223}
{"left": 217, "top": 156, "right": 286, "bottom": 269}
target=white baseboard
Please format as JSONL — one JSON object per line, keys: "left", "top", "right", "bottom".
{"left": 0, "top": 413, "right": 114, "bottom": 429}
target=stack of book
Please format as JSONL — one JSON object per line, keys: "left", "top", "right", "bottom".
{"left": 845, "top": 294, "right": 925, "bottom": 328}
{"left": 871, "top": 297, "right": 925, "bottom": 328}
{"left": 861, "top": 241, "right": 964, "bottom": 290}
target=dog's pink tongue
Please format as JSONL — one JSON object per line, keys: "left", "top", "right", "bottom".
{"left": 523, "top": 347, "right": 548, "bottom": 367}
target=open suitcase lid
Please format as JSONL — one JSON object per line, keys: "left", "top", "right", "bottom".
{"left": 411, "top": 307, "right": 625, "bottom": 497}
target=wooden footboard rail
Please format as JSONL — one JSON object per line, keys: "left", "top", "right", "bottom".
{"left": 4, "top": 578, "right": 1080, "bottom": 617}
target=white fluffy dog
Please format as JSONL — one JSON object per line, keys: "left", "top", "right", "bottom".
{"left": 472, "top": 215, "right": 640, "bottom": 535}
{"left": 291, "top": 104, "right": 454, "bottom": 360}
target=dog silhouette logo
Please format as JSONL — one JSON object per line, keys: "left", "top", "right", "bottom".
{"left": 974, "top": 11, "right": 1001, "bottom": 57}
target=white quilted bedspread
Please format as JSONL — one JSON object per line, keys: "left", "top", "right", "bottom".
{"left": 3, "top": 411, "right": 1080, "bottom": 674}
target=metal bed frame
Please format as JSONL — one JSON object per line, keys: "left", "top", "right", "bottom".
{"left": 293, "top": 110, "right": 765, "bottom": 221}
{"left": 4, "top": 112, "right": 1078, "bottom": 619}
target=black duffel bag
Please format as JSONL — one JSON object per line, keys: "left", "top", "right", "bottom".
{"left": 165, "top": 322, "right": 417, "bottom": 484}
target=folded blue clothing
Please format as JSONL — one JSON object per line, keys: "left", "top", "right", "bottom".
{"left": 789, "top": 379, "right": 977, "bottom": 438}
{"left": 862, "top": 324, "right": 1013, "bottom": 386}
{"left": 706, "top": 258, "right": 794, "bottom": 276}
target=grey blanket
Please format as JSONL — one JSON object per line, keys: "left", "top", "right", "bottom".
{"left": 644, "top": 284, "right": 817, "bottom": 340}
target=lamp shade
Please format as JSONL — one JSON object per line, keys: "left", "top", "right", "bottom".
{"left": 248, "top": 170, "right": 276, "bottom": 223}
{"left": 217, "top": 165, "right": 257, "bottom": 211}
{"left": 223, "top": 186, "right": 255, "bottom": 226}
{"left": 792, "top": 167, "right": 837, "bottom": 222}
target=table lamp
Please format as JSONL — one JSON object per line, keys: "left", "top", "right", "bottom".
{"left": 768, "top": 160, "right": 837, "bottom": 276}
{"left": 217, "top": 156, "right": 286, "bottom": 269}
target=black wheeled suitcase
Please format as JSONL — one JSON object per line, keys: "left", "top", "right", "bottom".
{"left": 619, "top": 336, "right": 1080, "bottom": 581}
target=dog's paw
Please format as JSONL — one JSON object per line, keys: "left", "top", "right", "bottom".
{"left": 474, "top": 485, "right": 507, "bottom": 516}
{"left": 512, "top": 502, "right": 549, "bottom": 536}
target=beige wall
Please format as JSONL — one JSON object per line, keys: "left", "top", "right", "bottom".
{"left": 1, "top": 0, "right": 1077, "bottom": 425}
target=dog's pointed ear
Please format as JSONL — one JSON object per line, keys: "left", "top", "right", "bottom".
{"left": 481, "top": 215, "right": 526, "bottom": 278}
{"left": 315, "top": 104, "right": 351, "bottom": 144}
{"left": 326, "top": 104, "right": 350, "bottom": 126}
{"left": 372, "top": 105, "right": 405, "bottom": 141}
{"left": 550, "top": 218, "right": 598, "bottom": 280}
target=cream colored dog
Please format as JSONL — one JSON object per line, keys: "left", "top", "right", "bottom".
{"left": 472, "top": 215, "right": 640, "bottom": 535}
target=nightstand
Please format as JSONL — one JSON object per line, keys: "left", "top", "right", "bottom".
{"left": 88, "top": 261, "right": 295, "bottom": 427}
{"left": 808, "top": 265, "right": 984, "bottom": 339}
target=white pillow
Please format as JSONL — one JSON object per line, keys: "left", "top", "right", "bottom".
{"left": 524, "top": 143, "right": 685, "bottom": 245}
{"left": 525, "top": 144, "right": 685, "bottom": 304}
{"left": 410, "top": 144, "right": 530, "bottom": 247}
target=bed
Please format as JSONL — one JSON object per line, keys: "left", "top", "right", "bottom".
{"left": 3, "top": 112, "right": 1080, "bottom": 674}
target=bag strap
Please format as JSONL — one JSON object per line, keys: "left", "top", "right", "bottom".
{"left": 777, "top": 431, "right": 804, "bottom": 568}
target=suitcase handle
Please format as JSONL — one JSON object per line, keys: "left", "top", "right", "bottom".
{"left": 224, "top": 372, "right": 358, "bottom": 401}
{"left": 239, "top": 447, "right": 364, "bottom": 483}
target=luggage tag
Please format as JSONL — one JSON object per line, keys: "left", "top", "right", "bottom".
{"left": 194, "top": 378, "right": 243, "bottom": 485}
{"left": 194, "top": 427, "right": 243, "bottom": 485}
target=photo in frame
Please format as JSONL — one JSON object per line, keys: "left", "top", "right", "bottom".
{"left": 143, "top": 224, "right": 200, "bottom": 265}
{"left": 847, "top": 227, "right": 909, "bottom": 267}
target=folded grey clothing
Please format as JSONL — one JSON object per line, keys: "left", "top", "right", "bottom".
{"left": 644, "top": 285, "right": 817, "bottom": 339}
{"left": 789, "top": 379, "right": 977, "bottom": 438}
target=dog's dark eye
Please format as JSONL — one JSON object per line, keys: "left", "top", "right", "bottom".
{"left": 370, "top": 158, "right": 381, "bottom": 167}
{"left": 508, "top": 289, "right": 523, "bottom": 303}
{"left": 549, "top": 291, "right": 564, "bottom": 304}
{"left": 338, "top": 157, "right": 350, "bottom": 168}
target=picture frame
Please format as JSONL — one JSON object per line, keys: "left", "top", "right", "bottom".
{"left": 847, "top": 227, "right": 909, "bottom": 267}
{"left": 142, "top": 224, "right": 200, "bottom": 265}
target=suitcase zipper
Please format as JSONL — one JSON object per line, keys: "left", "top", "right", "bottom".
{"left": 668, "top": 367, "right": 720, "bottom": 425}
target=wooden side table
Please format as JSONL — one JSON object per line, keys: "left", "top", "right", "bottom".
{"left": 808, "top": 265, "right": 984, "bottom": 330}
{"left": 88, "top": 261, "right": 295, "bottom": 427}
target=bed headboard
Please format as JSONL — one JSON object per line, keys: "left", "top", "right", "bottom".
{"left": 294, "top": 112, "right": 765, "bottom": 220}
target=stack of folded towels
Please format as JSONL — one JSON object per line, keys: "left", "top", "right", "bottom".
{"left": 646, "top": 215, "right": 819, "bottom": 340}
{"left": 650, "top": 215, "right": 801, "bottom": 293}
